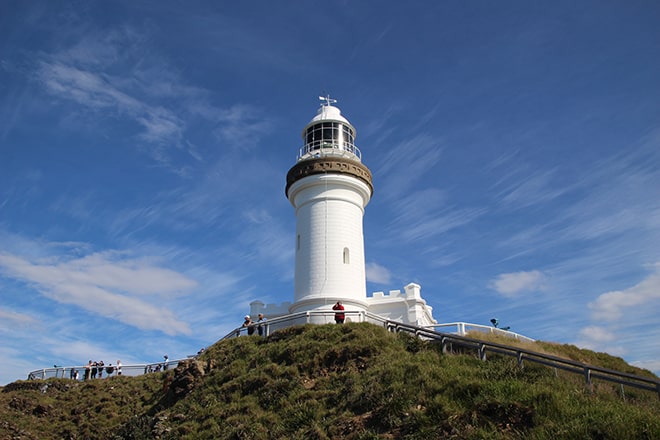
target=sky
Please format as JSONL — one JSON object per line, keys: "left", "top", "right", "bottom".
{"left": 1, "top": 1, "right": 659, "bottom": 385}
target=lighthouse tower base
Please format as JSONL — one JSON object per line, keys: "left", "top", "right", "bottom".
{"left": 250, "top": 282, "right": 436, "bottom": 327}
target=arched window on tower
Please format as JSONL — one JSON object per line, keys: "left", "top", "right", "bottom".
{"left": 343, "top": 247, "right": 350, "bottom": 264}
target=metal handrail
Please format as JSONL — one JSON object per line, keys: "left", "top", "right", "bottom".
{"left": 222, "top": 309, "right": 388, "bottom": 340}
{"left": 388, "top": 321, "right": 660, "bottom": 399}
{"left": 427, "top": 322, "right": 536, "bottom": 343}
{"left": 27, "top": 359, "right": 187, "bottom": 381}
{"left": 297, "top": 143, "right": 362, "bottom": 161}
{"left": 25, "top": 313, "right": 660, "bottom": 400}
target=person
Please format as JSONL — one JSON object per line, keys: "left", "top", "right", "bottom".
{"left": 163, "top": 355, "right": 169, "bottom": 370}
{"left": 97, "top": 360, "right": 104, "bottom": 378}
{"left": 91, "top": 361, "right": 98, "bottom": 379}
{"left": 242, "top": 315, "right": 255, "bottom": 335}
{"left": 256, "top": 313, "right": 266, "bottom": 336}
{"left": 116, "top": 359, "right": 122, "bottom": 376}
{"left": 84, "top": 360, "right": 92, "bottom": 380}
{"left": 333, "top": 301, "right": 345, "bottom": 324}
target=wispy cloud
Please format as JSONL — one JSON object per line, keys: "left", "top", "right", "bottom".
{"left": 238, "top": 208, "right": 294, "bottom": 270}
{"left": 366, "top": 262, "right": 392, "bottom": 285}
{"left": 37, "top": 60, "right": 186, "bottom": 145}
{"left": 400, "top": 207, "right": 485, "bottom": 243}
{"left": 489, "top": 270, "right": 546, "bottom": 297}
{"left": 496, "top": 169, "right": 567, "bottom": 209}
{"left": 578, "top": 326, "right": 616, "bottom": 344}
{"left": 632, "top": 359, "right": 660, "bottom": 373}
{"left": 375, "top": 134, "right": 444, "bottom": 198}
{"left": 32, "top": 26, "right": 271, "bottom": 175}
{"left": 212, "top": 104, "right": 272, "bottom": 150}
{"left": 0, "top": 250, "right": 195, "bottom": 335}
{"left": 0, "top": 308, "right": 38, "bottom": 328}
{"left": 588, "top": 263, "right": 660, "bottom": 321}
{"left": 575, "top": 325, "right": 626, "bottom": 357}
{"left": 383, "top": 187, "right": 485, "bottom": 244}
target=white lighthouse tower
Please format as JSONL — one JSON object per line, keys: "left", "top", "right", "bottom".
{"left": 285, "top": 96, "right": 373, "bottom": 317}
{"left": 249, "top": 97, "right": 436, "bottom": 328}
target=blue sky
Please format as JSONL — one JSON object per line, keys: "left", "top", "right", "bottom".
{"left": 1, "top": 0, "right": 659, "bottom": 385}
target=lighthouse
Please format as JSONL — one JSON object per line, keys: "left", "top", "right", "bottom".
{"left": 249, "top": 97, "right": 436, "bottom": 327}
{"left": 285, "top": 96, "right": 373, "bottom": 316}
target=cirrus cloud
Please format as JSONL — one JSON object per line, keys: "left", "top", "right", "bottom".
{"left": 0, "top": 250, "right": 196, "bottom": 336}
{"left": 588, "top": 263, "right": 660, "bottom": 321}
{"left": 489, "top": 270, "right": 545, "bottom": 297}
{"left": 366, "top": 262, "right": 392, "bottom": 285}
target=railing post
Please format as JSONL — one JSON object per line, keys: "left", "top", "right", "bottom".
{"left": 584, "top": 368, "right": 593, "bottom": 392}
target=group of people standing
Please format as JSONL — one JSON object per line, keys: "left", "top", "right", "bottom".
{"left": 75, "top": 359, "right": 122, "bottom": 380}
{"left": 241, "top": 313, "right": 267, "bottom": 336}
{"left": 143, "top": 355, "right": 171, "bottom": 373}
{"left": 240, "top": 302, "right": 346, "bottom": 335}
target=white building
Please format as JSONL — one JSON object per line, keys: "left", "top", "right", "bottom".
{"left": 250, "top": 98, "right": 436, "bottom": 327}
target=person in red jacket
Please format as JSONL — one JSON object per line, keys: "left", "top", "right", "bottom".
{"left": 332, "top": 301, "right": 345, "bottom": 324}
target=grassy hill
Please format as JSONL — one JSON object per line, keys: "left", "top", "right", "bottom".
{"left": 1, "top": 323, "right": 659, "bottom": 439}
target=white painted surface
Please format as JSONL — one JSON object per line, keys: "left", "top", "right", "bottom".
{"left": 288, "top": 173, "right": 371, "bottom": 309}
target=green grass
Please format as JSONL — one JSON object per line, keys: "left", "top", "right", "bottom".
{"left": 2, "top": 323, "right": 659, "bottom": 439}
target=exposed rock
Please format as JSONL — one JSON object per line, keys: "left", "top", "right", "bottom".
{"left": 3, "top": 380, "right": 73, "bottom": 394}
{"left": 168, "top": 359, "right": 210, "bottom": 400}
{"left": 8, "top": 397, "right": 31, "bottom": 412}
{"left": 31, "top": 404, "right": 52, "bottom": 417}
{"left": 152, "top": 414, "right": 171, "bottom": 439}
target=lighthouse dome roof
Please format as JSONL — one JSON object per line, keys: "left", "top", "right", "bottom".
{"left": 308, "top": 104, "right": 350, "bottom": 125}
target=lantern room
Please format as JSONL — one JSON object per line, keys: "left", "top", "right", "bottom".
{"left": 297, "top": 96, "right": 362, "bottom": 162}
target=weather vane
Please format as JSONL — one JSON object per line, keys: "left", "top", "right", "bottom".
{"left": 319, "top": 94, "right": 337, "bottom": 107}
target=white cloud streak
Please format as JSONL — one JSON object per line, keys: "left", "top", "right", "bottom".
{"left": 366, "top": 262, "right": 392, "bottom": 285}
{"left": 588, "top": 263, "right": 660, "bottom": 321}
{"left": 0, "top": 308, "right": 38, "bottom": 328}
{"left": 489, "top": 270, "right": 545, "bottom": 297}
{"left": 38, "top": 61, "right": 185, "bottom": 144}
{"left": 498, "top": 169, "right": 568, "bottom": 209}
{"left": 578, "top": 326, "right": 616, "bottom": 344}
{"left": 375, "top": 134, "right": 444, "bottom": 198}
{"left": 574, "top": 326, "right": 626, "bottom": 357}
{"left": 0, "top": 250, "right": 195, "bottom": 336}
{"left": 32, "top": 26, "right": 272, "bottom": 176}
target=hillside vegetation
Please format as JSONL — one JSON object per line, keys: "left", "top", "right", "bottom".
{"left": 2, "top": 323, "right": 659, "bottom": 439}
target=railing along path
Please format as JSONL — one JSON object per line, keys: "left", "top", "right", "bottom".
{"left": 27, "top": 311, "right": 660, "bottom": 400}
